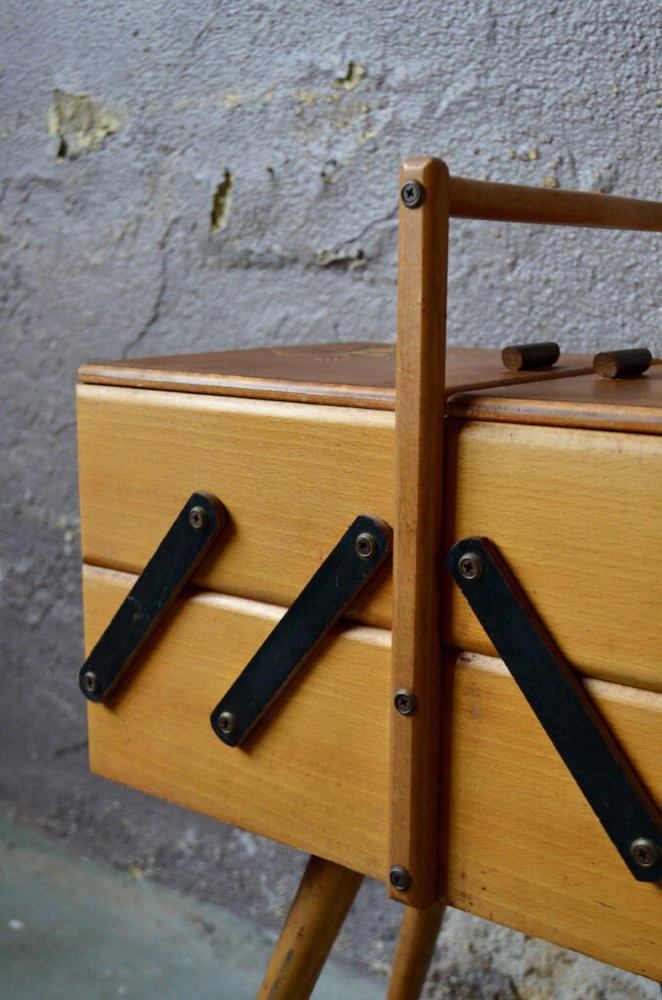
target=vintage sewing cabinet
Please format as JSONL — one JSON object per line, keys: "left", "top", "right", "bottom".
{"left": 77, "top": 160, "right": 662, "bottom": 998}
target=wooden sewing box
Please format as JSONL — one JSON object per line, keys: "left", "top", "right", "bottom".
{"left": 76, "top": 159, "right": 662, "bottom": 996}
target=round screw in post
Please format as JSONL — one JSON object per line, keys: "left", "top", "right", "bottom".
{"left": 394, "top": 688, "right": 416, "bottom": 716}
{"left": 401, "top": 179, "right": 424, "bottom": 208}
{"left": 389, "top": 866, "right": 412, "bottom": 893}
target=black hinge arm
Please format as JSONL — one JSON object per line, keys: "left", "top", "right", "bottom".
{"left": 79, "top": 492, "right": 227, "bottom": 703}
{"left": 446, "top": 536, "right": 662, "bottom": 883}
{"left": 211, "top": 514, "right": 392, "bottom": 748}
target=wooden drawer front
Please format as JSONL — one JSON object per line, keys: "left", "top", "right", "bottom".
{"left": 449, "top": 653, "right": 662, "bottom": 982}
{"left": 83, "top": 565, "right": 391, "bottom": 880}
{"left": 83, "top": 567, "right": 662, "bottom": 979}
{"left": 445, "top": 420, "right": 662, "bottom": 692}
{"left": 77, "top": 384, "right": 395, "bottom": 629}
{"left": 79, "top": 386, "right": 661, "bottom": 691}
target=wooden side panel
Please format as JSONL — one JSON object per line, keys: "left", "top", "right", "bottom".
{"left": 444, "top": 420, "right": 662, "bottom": 692}
{"left": 447, "top": 653, "right": 662, "bottom": 982}
{"left": 76, "top": 384, "right": 395, "bottom": 628}
{"left": 82, "top": 567, "right": 662, "bottom": 979}
{"left": 82, "top": 565, "right": 391, "bottom": 880}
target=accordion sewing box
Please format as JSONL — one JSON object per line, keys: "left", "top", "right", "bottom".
{"left": 76, "top": 159, "right": 662, "bottom": 997}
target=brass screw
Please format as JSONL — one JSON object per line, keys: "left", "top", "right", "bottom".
{"left": 82, "top": 671, "right": 100, "bottom": 695}
{"left": 217, "top": 711, "right": 237, "bottom": 737}
{"left": 189, "top": 506, "right": 208, "bottom": 530}
{"left": 458, "top": 552, "right": 483, "bottom": 581}
{"left": 356, "top": 532, "right": 377, "bottom": 559}
{"left": 401, "top": 180, "right": 424, "bottom": 208}
{"left": 630, "top": 837, "right": 660, "bottom": 869}
{"left": 389, "top": 865, "right": 412, "bottom": 892}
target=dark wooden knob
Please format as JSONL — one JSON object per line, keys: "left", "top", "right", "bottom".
{"left": 501, "top": 342, "right": 561, "bottom": 371}
{"left": 593, "top": 348, "right": 652, "bottom": 379}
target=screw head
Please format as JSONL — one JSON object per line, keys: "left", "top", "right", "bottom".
{"left": 188, "top": 505, "right": 208, "bottom": 530}
{"left": 82, "top": 671, "right": 100, "bottom": 695}
{"left": 394, "top": 688, "right": 416, "bottom": 716}
{"left": 630, "top": 837, "right": 660, "bottom": 869}
{"left": 389, "top": 865, "right": 412, "bottom": 892}
{"left": 401, "top": 179, "right": 424, "bottom": 208}
{"left": 458, "top": 552, "right": 483, "bottom": 581}
{"left": 217, "top": 711, "right": 237, "bottom": 737}
{"left": 356, "top": 532, "right": 377, "bottom": 559}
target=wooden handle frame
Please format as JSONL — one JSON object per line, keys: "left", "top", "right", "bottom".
{"left": 449, "top": 175, "right": 662, "bottom": 231}
{"left": 390, "top": 158, "right": 662, "bottom": 909}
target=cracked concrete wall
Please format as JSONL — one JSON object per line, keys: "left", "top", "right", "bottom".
{"left": 1, "top": 1, "right": 660, "bottom": 996}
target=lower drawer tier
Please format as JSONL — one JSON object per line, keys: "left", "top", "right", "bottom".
{"left": 83, "top": 565, "right": 662, "bottom": 981}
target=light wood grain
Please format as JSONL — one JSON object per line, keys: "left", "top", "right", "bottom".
{"left": 77, "top": 344, "right": 593, "bottom": 408}
{"left": 78, "top": 384, "right": 662, "bottom": 691}
{"left": 82, "top": 568, "right": 662, "bottom": 979}
{"left": 449, "top": 175, "right": 662, "bottom": 230}
{"left": 83, "top": 565, "right": 391, "bottom": 879}
{"left": 76, "top": 383, "right": 396, "bottom": 629}
{"left": 391, "top": 156, "right": 450, "bottom": 908}
{"left": 256, "top": 856, "right": 363, "bottom": 1000}
{"left": 447, "top": 652, "right": 662, "bottom": 982}
{"left": 443, "top": 420, "right": 662, "bottom": 692}
{"left": 386, "top": 900, "right": 446, "bottom": 1000}
{"left": 448, "top": 365, "right": 662, "bottom": 434}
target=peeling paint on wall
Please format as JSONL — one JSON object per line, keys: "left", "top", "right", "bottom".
{"left": 315, "top": 247, "right": 365, "bottom": 269}
{"left": 210, "top": 170, "right": 233, "bottom": 232}
{"left": 333, "top": 62, "right": 366, "bottom": 90}
{"left": 222, "top": 91, "right": 244, "bottom": 109}
{"left": 46, "top": 90, "right": 124, "bottom": 159}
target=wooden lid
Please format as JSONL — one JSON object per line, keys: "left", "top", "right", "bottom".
{"left": 78, "top": 342, "right": 592, "bottom": 410}
{"left": 449, "top": 364, "right": 662, "bottom": 434}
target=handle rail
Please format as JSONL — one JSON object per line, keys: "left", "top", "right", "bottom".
{"left": 449, "top": 175, "right": 662, "bottom": 231}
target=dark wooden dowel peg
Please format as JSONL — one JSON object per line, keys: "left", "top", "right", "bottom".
{"left": 501, "top": 342, "right": 561, "bottom": 371}
{"left": 593, "top": 348, "right": 652, "bottom": 379}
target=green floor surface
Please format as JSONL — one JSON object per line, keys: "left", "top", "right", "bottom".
{"left": 0, "top": 817, "right": 382, "bottom": 1000}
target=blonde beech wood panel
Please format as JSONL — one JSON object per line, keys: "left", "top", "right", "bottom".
{"left": 444, "top": 420, "right": 662, "bottom": 692}
{"left": 76, "top": 384, "right": 395, "bottom": 628}
{"left": 82, "top": 565, "right": 391, "bottom": 879}
{"left": 82, "top": 568, "right": 662, "bottom": 977}
{"left": 78, "top": 387, "right": 661, "bottom": 690}
{"left": 447, "top": 653, "right": 662, "bottom": 982}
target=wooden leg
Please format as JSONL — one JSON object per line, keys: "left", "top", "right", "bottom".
{"left": 256, "top": 855, "right": 364, "bottom": 1000}
{"left": 386, "top": 899, "right": 446, "bottom": 1000}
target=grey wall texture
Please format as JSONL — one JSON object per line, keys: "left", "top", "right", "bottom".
{"left": 1, "top": 1, "right": 660, "bottom": 996}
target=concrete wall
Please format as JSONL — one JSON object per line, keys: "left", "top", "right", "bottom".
{"left": 1, "top": 2, "right": 660, "bottom": 995}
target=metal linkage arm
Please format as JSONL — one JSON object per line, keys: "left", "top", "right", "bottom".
{"left": 79, "top": 491, "right": 227, "bottom": 703}
{"left": 211, "top": 514, "right": 392, "bottom": 748}
{"left": 446, "top": 536, "right": 662, "bottom": 883}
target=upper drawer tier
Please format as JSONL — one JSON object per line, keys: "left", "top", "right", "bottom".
{"left": 77, "top": 347, "right": 662, "bottom": 691}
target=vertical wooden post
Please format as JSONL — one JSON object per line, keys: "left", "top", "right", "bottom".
{"left": 389, "top": 157, "right": 450, "bottom": 909}
{"left": 256, "top": 855, "right": 363, "bottom": 1000}
{"left": 386, "top": 899, "right": 447, "bottom": 1000}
